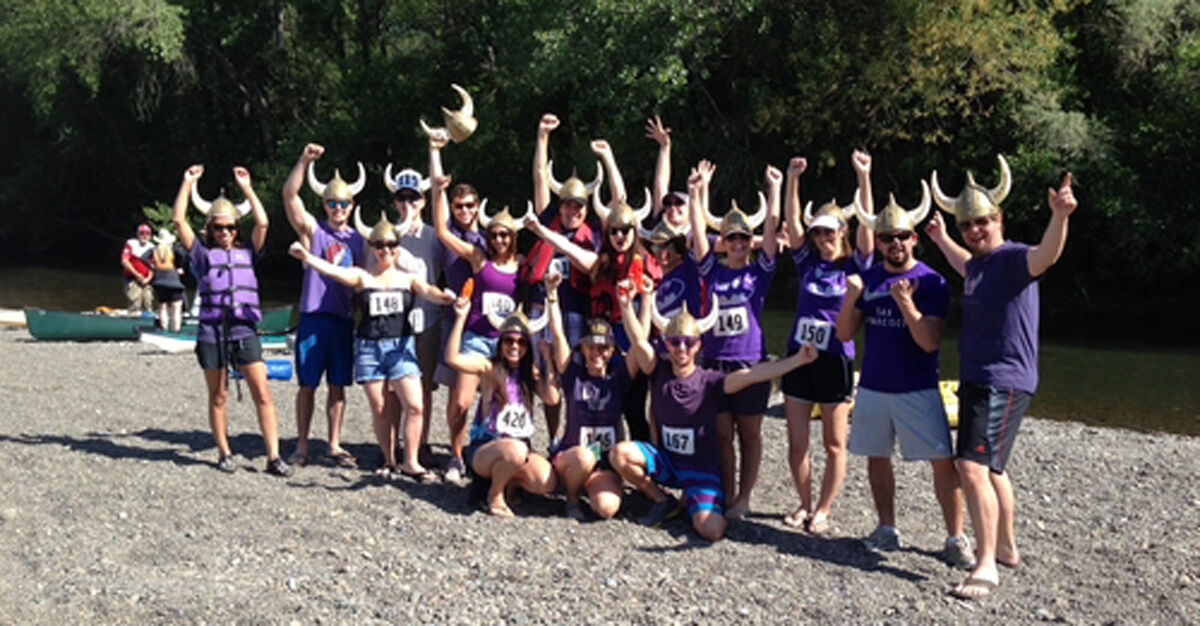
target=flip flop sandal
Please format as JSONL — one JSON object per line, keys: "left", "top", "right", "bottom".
{"left": 782, "top": 509, "right": 809, "bottom": 530}
{"left": 324, "top": 450, "right": 357, "bottom": 468}
{"left": 400, "top": 467, "right": 439, "bottom": 484}
{"left": 950, "top": 577, "right": 998, "bottom": 600}
{"left": 806, "top": 512, "right": 832, "bottom": 535}
{"left": 286, "top": 450, "right": 309, "bottom": 467}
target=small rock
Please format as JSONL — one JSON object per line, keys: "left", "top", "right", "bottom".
{"left": 286, "top": 577, "right": 299, "bottom": 591}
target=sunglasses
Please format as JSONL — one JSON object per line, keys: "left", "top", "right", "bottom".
{"left": 957, "top": 216, "right": 995, "bottom": 231}
{"left": 664, "top": 336, "right": 700, "bottom": 350}
{"left": 877, "top": 231, "right": 913, "bottom": 243}
{"left": 488, "top": 230, "right": 512, "bottom": 240}
{"left": 453, "top": 201, "right": 478, "bottom": 210}
{"left": 609, "top": 226, "right": 634, "bottom": 236}
{"left": 663, "top": 199, "right": 686, "bottom": 208}
{"left": 500, "top": 335, "right": 527, "bottom": 347}
{"left": 395, "top": 193, "right": 422, "bottom": 204}
{"left": 209, "top": 224, "right": 237, "bottom": 233}
{"left": 370, "top": 240, "right": 401, "bottom": 250}
{"left": 725, "top": 233, "right": 751, "bottom": 242}
{"left": 325, "top": 200, "right": 352, "bottom": 210}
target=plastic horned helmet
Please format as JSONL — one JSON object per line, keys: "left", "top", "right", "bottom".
{"left": 191, "top": 180, "right": 251, "bottom": 222}
{"left": 930, "top": 154, "right": 1011, "bottom": 222}
{"left": 650, "top": 292, "right": 721, "bottom": 339}
{"left": 487, "top": 305, "right": 549, "bottom": 337}
{"left": 594, "top": 188, "right": 652, "bottom": 231}
{"left": 477, "top": 201, "right": 523, "bottom": 233}
{"left": 420, "top": 84, "right": 477, "bottom": 143}
{"left": 307, "top": 161, "right": 366, "bottom": 203}
{"left": 803, "top": 192, "right": 862, "bottom": 228}
{"left": 855, "top": 180, "right": 931, "bottom": 233}
{"left": 383, "top": 164, "right": 431, "bottom": 195}
{"left": 547, "top": 160, "right": 604, "bottom": 203}
{"left": 647, "top": 219, "right": 686, "bottom": 246}
{"left": 712, "top": 194, "right": 768, "bottom": 237}
{"left": 354, "top": 206, "right": 403, "bottom": 243}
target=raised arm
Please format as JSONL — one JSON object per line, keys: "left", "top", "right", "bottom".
{"left": 234, "top": 167, "right": 269, "bottom": 253}
{"left": 288, "top": 241, "right": 365, "bottom": 289}
{"left": 411, "top": 276, "right": 456, "bottom": 305}
{"left": 173, "top": 165, "right": 202, "bottom": 251}
{"left": 523, "top": 213, "right": 598, "bottom": 271}
{"left": 428, "top": 130, "right": 450, "bottom": 223}
{"left": 591, "top": 139, "right": 626, "bottom": 204}
{"left": 645, "top": 115, "right": 671, "bottom": 218}
{"left": 890, "top": 278, "right": 943, "bottom": 353}
{"left": 1027, "top": 173, "right": 1077, "bottom": 277}
{"left": 835, "top": 274, "right": 865, "bottom": 343}
{"left": 784, "top": 157, "right": 808, "bottom": 250}
{"left": 432, "top": 174, "right": 486, "bottom": 269}
{"left": 532, "top": 114, "right": 559, "bottom": 214}
{"left": 924, "top": 211, "right": 970, "bottom": 277}
{"left": 762, "top": 164, "right": 782, "bottom": 259}
{"left": 851, "top": 150, "right": 875, "bottom": 256}
{"left": 688, "top": 166, "right": 712, "bottom": 260}
{"left": 620, "top": 288, "right": 655, "bottom": 375}
{"left": 545, "top": 272, "right": 572, "bottom": 375}
{"left": 725, "top": 344, "right": 817, "bottom": 394}
{"left": 282, "top": 143, "right": 322, "bottom": 245}
{"left": 445, "top": 297, "right": 493, "bottom": 375}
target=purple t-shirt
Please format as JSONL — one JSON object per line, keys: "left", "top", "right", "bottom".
{"left": 698, "top": 251, "right": 775, "bottom": 362}
{"left": 442, "top": 219, "right": 486, "bottom": 292}
{"left": 554, "top": 354, "right": 631, "bottom": 455}
{"left": 855, "top": 261, "right": 948, "bottom": 393}
{"left": 299, "top": 221, "right": 363, "bottom": 318}
{"left": 959, "top": 242, "right": 1039, "bottom": 393}
{"left": 466, "top": 261, "right": 518, "bottom": 337}
{"left": 788, "top": 246, "right": 869, "bottom": 357}
{"left": 188, "top": 240, "right": 258, "bottom": 344}
{"left": 655, "top": 253, "right": 703, "bottom": 319}
{"left": 650, "top": 360, "right": 724, "bottom": 472}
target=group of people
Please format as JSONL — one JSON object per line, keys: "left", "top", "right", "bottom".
{"left": 164, "top": 112, "right": 1077, "bottom": 601}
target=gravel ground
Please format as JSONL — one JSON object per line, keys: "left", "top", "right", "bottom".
{"left": 0, "top": 327, "right": 1197, "bottom": 624}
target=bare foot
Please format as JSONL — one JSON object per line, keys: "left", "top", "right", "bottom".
{"left": 806, "top": 511, "right": 832, "bottom": 535}
{"left": 487, "top": 497, "right": 514, "bottom": 518}
{"left": 997, "top": 544, "right": 1020, "bottom": 568}
{"left": 951, "top": 574, "right": 998, "bottom": 600}
{"left": 782, "top": 506, "right": 809, "bottom": 529}
{"left": 725, "top": 501, "right": 750, "bottom": 521}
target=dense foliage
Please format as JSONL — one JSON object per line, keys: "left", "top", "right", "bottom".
{"left": 1, "top": 0, "right": 1196, "bottom": 338}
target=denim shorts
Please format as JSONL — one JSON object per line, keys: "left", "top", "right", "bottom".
{"left": 460, "top": 330, "right": 498, "bottom": 358}
{"left": 354, "top": 336, "right": 420, "bottom": 382}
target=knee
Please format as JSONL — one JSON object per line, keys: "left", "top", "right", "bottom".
{"left": 591, "top": 492, "right": 621, "bottom": 519}
{"left": 694, "top": 513, "right": 726, "bottom": 541}
{"left": 209, "top": 389, "right": 227, "bottom": 410}
{"left": 609, "top": 442, "right": 639, "bottom": 471}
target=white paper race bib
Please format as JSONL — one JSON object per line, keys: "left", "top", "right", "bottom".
{"left": 367, "top": 291, "right": 405, "bottom": 317}
{"left": 549, "top": 257, "right": 571, "bottom": 279}
{"left": 661, "top": 426, "right": 695, "bottom": 456}
{"left": 407, "top": 308, "right": 425, "bottom": 334}
{"left": 713, "top": 306, "right": 749, "bottom": 337}
{"left": 481, "top": 292, "right": 515, "bottom": 317}
{"left": 793, "top": 317, "right": 833, "bottom": 351}
{"left": 579, "top": 426, "right": 617, "bottom": 451}
{"left": 495, "top": 402, "right": 534, "bottom": 439}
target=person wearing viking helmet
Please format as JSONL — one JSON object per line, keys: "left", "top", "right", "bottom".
{"left": 288, "top": 210, "right": 454, "bottom": 481}
{"left": 834, "top": 180, "right": 972, "bottom": 568}
{"left": 779, "top": 150, "right": 876, "bottom": 534}
{"left": 432, "top": 173, "right": 522, "bottom": 482}
{"left": 171, "top": 164, "right": 291, "bottom": 477}
{"left": 281, "top": 143, "right": 367, "bottom": 468}
{"left": 646, "top": 218, "right": 703, "bottom": 351}
{"left": 609, "top": 287, "right": 819, "bottom": 540}
{"left": 445, "top": 296, "right": 558, "bottom": 518}
{"left": 925, "top": 158, "right": 1079, "bottom": 600}
{"left": 687, "top": 161, "right": 783, "bottom": 522}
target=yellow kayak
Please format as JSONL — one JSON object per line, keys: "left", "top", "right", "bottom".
{"left": 808, "top": 378, "right": 961, "bottom": 428}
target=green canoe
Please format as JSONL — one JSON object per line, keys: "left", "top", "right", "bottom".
{"left": 24, "top": 305, "right": 295, "bottom": 341}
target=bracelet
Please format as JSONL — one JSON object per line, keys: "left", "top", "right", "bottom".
{"left": 546, "top": 297, "right": 558, "bottom": 304}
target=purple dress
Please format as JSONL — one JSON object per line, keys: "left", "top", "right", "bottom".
{"left": 958, "top": 242, "right": 1039, "bottom": 393}
{"left": 300, "top": 221, "right": 364, "bottom": 318}
{"left": 697, "top": 251, "right": 775, "bottom": 362}
{"left": 465, "top": 261, "right": 518, "bottom": 337}
{"left": 855, "top": 261, "right": 948, "bottom": 393}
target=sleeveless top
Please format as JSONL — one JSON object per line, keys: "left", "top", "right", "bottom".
{"left": 465, "top": 260, "right": 518, "bottom": 337}
{"left": 355, "top": 287, "right": 413, "bottom": 340}
{"left": 469, "top": 370, "right": 535, "bottom": 443}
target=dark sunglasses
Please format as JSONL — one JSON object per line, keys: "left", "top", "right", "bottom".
{"left": 663, "top": 198, "right": 686, "bottom": 208}
{"left": 957, "top": 216, "right": 994, "bottom": 231}
{"left": 370, "top": 240, "right": 401, "bottom": 250}
{"left": 394, "top": 193, "right": 422, "bottom": 204}
{"left": 664, "top": 336, "right": 700, "bottom": 349}
{"left": 877, "top": 231, "right": 913, "bottom": 243}
{"left": 453, "top": 201, "right": 478, "bottom": 210}
{"left": 500, "top": 335, "right": 527, "bottom": 347}
{"left": 488, "top": 230, "right": 512, "bottom": 240}
{"left": 725, "top": 233, "right": 751, "bottom": 242}
{"left": 209, "top": 224, "right": 237, "bottom": 233}
{"left": 325, "top": 200, "right": 352, "bottom": 210}
{"left": 609, "top": 226, "right": 634, "bottom": 236}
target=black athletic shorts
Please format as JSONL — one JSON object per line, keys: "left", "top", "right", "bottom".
{"left": 955, "top": 382, "right": 1032, "bottom": 474}
{"left": 705, "top": 358, "right": 771, "bottom": 416}
{"left": 195, "top": 335, "right": 264, "bottom": 370}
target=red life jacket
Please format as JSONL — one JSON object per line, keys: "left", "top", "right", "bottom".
{"left": 589, "top": 251, "right": 661, "bottom": 323}
{"left": 521, "top": 214, "right": 596, "bottom": 295}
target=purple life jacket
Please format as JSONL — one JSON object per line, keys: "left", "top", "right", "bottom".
{"left": 199, "top": 246, "right": 262, "bottom": 324}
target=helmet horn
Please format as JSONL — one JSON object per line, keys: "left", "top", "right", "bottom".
{"left": 695, "top": 293, "right": 721, "bottom": 334}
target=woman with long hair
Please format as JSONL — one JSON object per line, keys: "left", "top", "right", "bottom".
{"left": 150, "top": 229, "right": 186, "bottom": 332}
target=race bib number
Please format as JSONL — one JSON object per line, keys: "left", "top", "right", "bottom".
{"left": 407, "top": 308, "right": 425, "bottom": 334}
{"left": 793, "top": 317, "right": 832, "bottom": 351}
{"left": 713, "top": 306, "right": 749, "bottom": 337}
{"left": 579, "top": 426, "right": 616, "bottom": 451}
{"left": 661, "top": 426, "right": 695, "bottom": 456}
{"left": 495, "top": 403, "right": 534, "bottom": 439}
{"left": 367, "top": 291, "right": 405, "bottom": 317}
{"left": 481, "top": 292, "right": 515, "bottom": 317}
{"left": 549, "top": 257, "right": 571, "bottom": 280}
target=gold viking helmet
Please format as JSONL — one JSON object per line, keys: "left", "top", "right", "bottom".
{"left": 594, "top": 187, "right": 652, "bottom": 231}
{"left": 190, "top": 176, "right": 251, "bottom": 222}
{"left": 486, "top": 305, "right": 549, "bottom": 337}
{"left": 420, "top": 84, "right": 477, "bottom": 143}
{"left": 716, "top": 193, "right": 768, "bottom": 238}
{"left": 307, "top": 161, "right": 367, "bottom": 203}
{"left": 855, "top": 180, "right": 931, "bottom": 233}
{"left": 477, "top": 201, "right": 523, "bottom": 233}
{"left": 649, "top": 291, "right": 721, "bottom": 338}
{"left": 647, "top": 219, "right": 685, "bottom": 245}
{"left": 803, "top": 191, "right": 861, "bottom": 228}
{"left": 547, "top": 160, "right": 603, "bottom": 203}
{"left": 930, "top": 154, "right": 1011, "bottom": 222}
{"left": 353, "top": 205, "right": 399, "bottom": 242}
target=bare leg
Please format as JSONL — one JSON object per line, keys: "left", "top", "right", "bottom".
{"left": 609, "top": 442, "right": 667, "bottom": 502}
{"left": 326, "top": 384, "right": 347, "bottom": 455}
{"left": 584, "top": 470, "right": 624, "bottom": 519}
{"left": 691, "top": 510, "right": 727, "bottom": 542}
{"left": 931, "top": 458, "right": 965, "bottom": 537}
{"left": 716, "top": 411, "right": 736, "bottom": 509}
{"left": 203, "top": 369, "right": 230, "bottom": 456}
{"left": 240, "top": 361, "right": 280, "bottom": 459}
{"left": 727, "top": 414, "right": 763, "bottom": 518}
{"left": 170, "top": 301, "right": 183, "bottom": 332}
{"left": 957, "top": 458, "right": 1001, "bottom": 590}
{"left": 867, "top": 456, "right": 896, "bottom": 527}
{"left": 813, "top": 401, "right": 850, "bottom": 517}
{"left": 392, "top": 376, "right": 427, "bottom": 474}
{"left": 515, "top": 452, "right": 557, "bottom": 495}
{"left": 552, "top": 446, "right": 596, "bottom": 506}
{"left": 447, "top": 372, "right": 480, "bottom": 461}
{"left": 363, "top": 381, "right": 394, "bottom": 469}
{"left": 158, "top": 302, "right": 168, "bottom": 330}
{"left": 293, "top": 386, "right": 316, "bottom": 460}
{"left": 785, "top": 398, "right": 814, "bottom": 525}
{"left": 992, "top": 471, "right": 1020, "bottom": 567}
{"left": 470, "top": 439, "right": 529, "bottom": 516}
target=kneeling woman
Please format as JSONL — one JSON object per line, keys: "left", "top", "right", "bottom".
{"left": 446, "top": 299, "right": 558, "bottom": 517}
{"left": 610, "top": 291, "right": 817, "bottom": 541}
{"left": 289, "top": 210, "right": 454, "bottom": 479}
{"left": 544, "top": 273, "right": 643, "bottom": 520}
{"left": 172, "top": 164, "right": 290, "bottom": 476}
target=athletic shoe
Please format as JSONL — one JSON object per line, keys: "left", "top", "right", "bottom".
{"left": 216, "top": 454, "right": 237, "bottom": 473}
{"left": 266, "top": 457, "right": 293, "bottom": 477}
{"left": 637, "top": 496, "right": 681, "bottom": 528}
{"left": 863, "top": 525, "right": 901, "bottom": 552}
{"left": 444, "top": 457, "right": 466, "bottom": 484}
{"left": 943, "top": 535, "right": 976, "bottom": 570}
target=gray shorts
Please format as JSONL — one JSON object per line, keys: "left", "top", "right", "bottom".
{"left": 848, "top": 387, "right": 953, "bottom": 460}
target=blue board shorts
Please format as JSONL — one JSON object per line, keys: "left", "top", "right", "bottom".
{"left": 354, "top": 336, "right": 420, "bottom": 382}
{"left": 295, "top": 313, "right": 354, "bottom": 387}
{"left": 634, "top": 441, "right": 723, "bottom": 516}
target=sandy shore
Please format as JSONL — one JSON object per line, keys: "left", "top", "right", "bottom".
{"left": 0, "top": 328, "right": 1196, "bottom": 624}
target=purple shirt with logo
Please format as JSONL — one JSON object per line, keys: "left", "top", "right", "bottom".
{"left": 655, "top": 253, "right": 703, "bottom": 319}
{"left": 698, "top": 251, "right": 775, "bottom": 361}
{"left": 788, "top": 246, "right": 869, "bottom": 357}
{"left": 300, "top": 221, "right": 363, "bottom": 318}
{"left": 650, "top": 360, "right": 724, "bottom": 473}
{"left": 959, "top": 241, "right": 1039, "bottom": 393}
{"left": 554, "top": 354, "right": 631, "bottom": 455}
{"left": 855, "top": 261, "right": 948, "bottom": 393}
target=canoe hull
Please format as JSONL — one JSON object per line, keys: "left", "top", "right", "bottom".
{"left": 24, "top": 305, "right": 294, "bottom": 341}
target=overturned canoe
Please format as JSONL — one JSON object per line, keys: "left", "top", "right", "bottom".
{"left": 140, "top": 330, "right": 290, "bottom": 354}
{"left": 24, "top": 305, "right": 294, "bottom": 341}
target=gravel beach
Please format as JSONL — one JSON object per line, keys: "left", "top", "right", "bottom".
{"left": 0, "top": 327, "right": 1196, "bottom": 624}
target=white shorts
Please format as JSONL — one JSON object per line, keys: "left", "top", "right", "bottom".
{"left": 848, "top": 387, "right": 953, "bottom": 461}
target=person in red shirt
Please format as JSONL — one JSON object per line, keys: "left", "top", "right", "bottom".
{"left": 121, "top": 222, "right": 156, "bottom": 313}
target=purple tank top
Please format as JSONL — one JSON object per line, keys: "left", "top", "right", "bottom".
{"left": 466, "top": 260, "right": 519, "bottom": 337}
{"left": 300, "top": 221, "right": 364, "bottom": 318}
{"left": 469, "top": 370, "right": 534, "bottom": 442}
{"left": 442, "top": 220, "right": 486, "bottom": 292}
{"left": 697, "top": 251, "right": 776, "bottom": 362}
